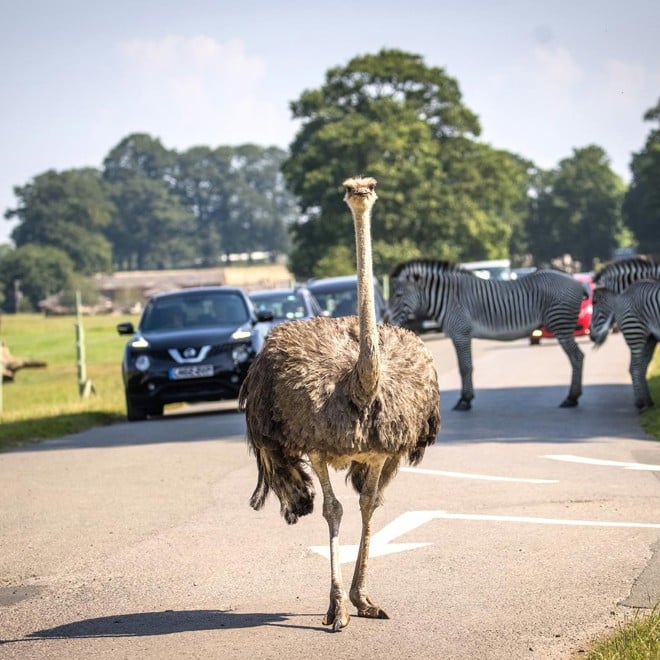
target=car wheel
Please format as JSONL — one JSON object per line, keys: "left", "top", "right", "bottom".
{"left": 148, "top": 403, "right": 164, "bottom": 417}
{"left": 126, "top": 394, "right": 147, "bottom": 422}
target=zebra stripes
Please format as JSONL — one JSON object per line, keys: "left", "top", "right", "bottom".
{"left": 593, "top": 256, "right": 660, "bottom": 294}
{"left": 591, "top": 259, "right": 660, "bottom": 411}
{"left": 388, "top": 260, "right": 586, "bottom": 410}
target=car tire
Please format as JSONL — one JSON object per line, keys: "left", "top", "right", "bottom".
{"left": 126, "top": 394, "right": 147, "bottom": 422}
{"left": 148, "top": 403, "right": 164, "bottom": 417}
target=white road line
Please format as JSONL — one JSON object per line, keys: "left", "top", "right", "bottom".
{"left": 544, "top": 454, "right": 660, "bottom": 471}
{"left": 401, "top": 466, "right": 557, "bottom": 484}
{"left": 435, "top": 511, "right": 660, "bottom": 529}
{"left": 309, "top": 509, "right": 660, "bottom": 563}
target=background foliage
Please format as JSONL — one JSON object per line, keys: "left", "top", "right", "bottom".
{"left": 2, "top": 49, "right": 659, "bottom": 309}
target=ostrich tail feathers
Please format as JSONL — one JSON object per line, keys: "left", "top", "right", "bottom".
{"left": 250, "top": 447, "right": 314, "bottom": 525}
{"left": 249, "top": 466, "right": 269, "bottom": 511}
{"left": 408, "top": 404, "right": 441, "bottom": 465}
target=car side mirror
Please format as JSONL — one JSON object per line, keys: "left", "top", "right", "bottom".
{"left": 117, "top": 322, "right": 135, "bottom": 335}
{"left": 256, "top": 310, "right": 274, "bottom": 322}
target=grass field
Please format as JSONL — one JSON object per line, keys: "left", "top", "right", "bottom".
{"left": 0, "top": 312, "right": 134, "bottom": 447}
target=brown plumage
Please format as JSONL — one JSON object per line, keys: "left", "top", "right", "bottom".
{"left": 239, "top": 176, "right": 440, "bottom": 631}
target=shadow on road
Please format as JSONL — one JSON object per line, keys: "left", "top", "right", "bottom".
{"left": 12, "top": 380, "right": 651, "bottom": 454}
{"left": 0, "top": 609, "right": 328, "bottom": 643}
{"left": 440, "top": 382, "right": 651, "bottom": 444}
{"left": 13, "top": 405, "right": 246, "bottom": 453}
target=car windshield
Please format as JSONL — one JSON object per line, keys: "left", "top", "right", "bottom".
{"left": 140, "top": 291, "right": 250, "bottom": 331}
{"left": 250, "top": 291, "right": 307, "bottom": 320}
{"left": 309, "top": 284, "right": 358, "bottom": 317}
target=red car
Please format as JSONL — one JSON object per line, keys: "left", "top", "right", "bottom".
{"left": 530, "top": 273, "right": 594, "bottom": 345}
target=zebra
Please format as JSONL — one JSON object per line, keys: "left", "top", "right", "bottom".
{"left": 387, "top": 260, "right": 587, "bottom": 410}
{"left": 593, "top": 255, "right": 660, "bottom": 294}
{"left": 590, "top": 279, "right": 660, "bottom": 411}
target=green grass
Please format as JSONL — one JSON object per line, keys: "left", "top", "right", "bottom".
{"left": 640, "top": 349, "right": 660, "bottom": 438}
{"left": 583, "top": 608, "right": 660, "bottom": 659}
{"left": 0, "top": 313, "right": 133, "bottom": 449}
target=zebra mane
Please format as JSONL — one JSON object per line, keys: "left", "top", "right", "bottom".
{"left": 593, "top": 255, "right": 659, "bottom": 285}
{"left": 390, "top": 259, "right": 472, "bottom": 278}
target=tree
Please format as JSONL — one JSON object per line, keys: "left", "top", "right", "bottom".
{"left": 222, "top": 145, "right": 295, "bottom": 258}
{"left": 174, "top": 145, "right": 235, "bottom": 265}
{"left": 103, "top": 133, "right": 177, "bottom": 183}
{"left": 623, "top": 99, "right": 660, "bottom": 255}
{"left": 525, "top": 145, "right": 627, "bottom": 270}
{"left": 0, "top": 244, "right": 75, "bottom": 312}
{"left": 103, "top": 136, "right": 296, "bottom": 268}
{"left": 104, "top": 175, "right": 197, "bottom": 270}
{"left": 6, "top": 168, "right": 113, "bottom": 274}
{"left": 282, "top": 49, "right": 528, "bottom": 278}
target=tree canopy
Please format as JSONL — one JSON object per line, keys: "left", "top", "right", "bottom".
{"left": 525, "top": 145, "right": 627, "bottom": 270}
{"left": 623, "top": 98, "right": 660, "bottom": 255}
{"left": 282, "top": 49, "right": 529, "bottom": 278}
{"left": 0, "top": 244, "right": 75, "bottom": 311}
{"left": 6, "top": 168, "right": 114, "bottom": 274}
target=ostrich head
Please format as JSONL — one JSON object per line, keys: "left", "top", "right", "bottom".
{"left": 343, "top": 176, "right": 378, "bottom": 213}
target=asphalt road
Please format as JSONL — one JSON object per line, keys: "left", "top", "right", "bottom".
{"left": 1, "top": 331, "right": 659, "bottom": 660}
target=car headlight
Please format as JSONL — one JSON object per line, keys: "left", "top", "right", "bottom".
{"left": 232, "top": 345, "right": 250, "bottom": 363}
{"left": 135, "top": 355, "right": 151, "bottom": 372}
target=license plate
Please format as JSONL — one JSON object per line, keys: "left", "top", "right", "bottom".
{"left": 169, "top": 365, "right": 214, "bottom": 380}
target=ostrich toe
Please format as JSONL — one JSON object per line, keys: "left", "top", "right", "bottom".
{"left": 352, "top": 592, "right": 390, "bottom": 619}
{"left": 323, "top": 597, "right": 351, "bottom": 631}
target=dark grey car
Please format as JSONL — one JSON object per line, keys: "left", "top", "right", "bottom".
{"left": 249, "top": 286, "right": 323, "bottom": 333}
{"left": 306, "top": 275, "right": 387, "bottom": 322}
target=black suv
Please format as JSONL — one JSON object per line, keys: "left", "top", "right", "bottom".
{"left": 117, "top": 287, "right": 272, "bottom": 421}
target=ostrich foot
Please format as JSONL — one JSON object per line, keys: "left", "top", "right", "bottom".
{"left": 559, "top": 396, "right": 579, "bottom": 408}
{"left": 357, "top": 604, "right": 389, "bottom": 619}
{"left": 322, "top": 596, "right": 351, "bottom": 632}
{"left": 351, "top": 593, "right": 390, "bottom": 620}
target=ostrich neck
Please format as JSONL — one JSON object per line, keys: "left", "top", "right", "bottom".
{"left": 352, "top": 205, "right": 380, "bottom": 403}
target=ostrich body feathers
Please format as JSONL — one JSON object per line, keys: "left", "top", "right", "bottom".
{"left": 239, "top": 315, "right": 440, "bottom": 523}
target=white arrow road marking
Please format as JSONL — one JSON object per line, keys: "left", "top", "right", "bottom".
{"left": 401, "top": 466, "right": 557, "bottom": 484}
{"left": 310, "top": 510, "right": 434, "bottom": 563}
{"left": 544, "top": 454, "right": 660, "bottom": 471}
{"left": 310, "top": 510, "right": 660, "bottom": 564}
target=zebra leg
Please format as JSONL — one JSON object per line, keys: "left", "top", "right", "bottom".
{"left": 630, "top": 337, "right": 656, "bottom": 411}
{"left": 450, "top": 336, "right": 474, "bottom": 411}
{"left": 557, "top": 336, "right": 584, "bottom": 407}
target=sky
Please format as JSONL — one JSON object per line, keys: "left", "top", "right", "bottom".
{"left": 1, "top": 0, "right": 659, "bottom": 244}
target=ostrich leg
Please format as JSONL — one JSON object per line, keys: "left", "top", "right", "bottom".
{"left": 349, "top": 456, "right": 389, "bottom": 619}
{"left": 308, "top": 452, "right": 350, "bottom": 631}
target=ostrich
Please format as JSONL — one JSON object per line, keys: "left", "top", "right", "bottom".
{"left": 238, "top": 176, "right": 441, "bottom": 631}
